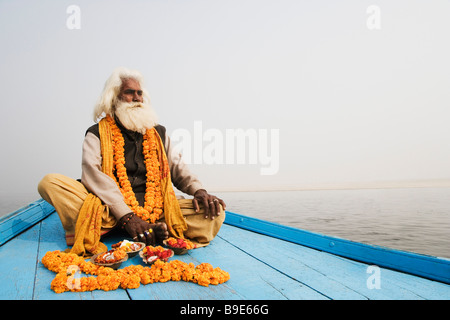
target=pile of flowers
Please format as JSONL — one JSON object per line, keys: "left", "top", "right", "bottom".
{"left": 41, "top": 250, "right": 230, "bottom": 293}
{"left": 166, "top": 237, "right": 197, "bottom": 250}
{"left": 112, "top": 240, "right": 143, "bottom": 252}
{"left": 141, "top": 245, "right": 173, "bottom": 263}
{"left": 94, "top": 249, "right": 127, "bottom": 264}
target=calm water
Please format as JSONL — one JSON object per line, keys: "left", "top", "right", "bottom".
{"left": 2, "top": 188, "right": 449, "bottom": 259}
{"left": 215, "top": 187, "right": 450, "bottom": 259}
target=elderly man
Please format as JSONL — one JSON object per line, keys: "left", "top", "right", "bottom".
{"left": 38, "top": 67, "right": 226, "bottom": 256}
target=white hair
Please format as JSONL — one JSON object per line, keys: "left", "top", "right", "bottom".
{"left": 93, "top": 67, "right": 151, "bottom": 122}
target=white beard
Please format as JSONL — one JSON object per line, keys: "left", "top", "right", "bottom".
{"left": 114, "top": 100, "right": 158, "bottom": 134}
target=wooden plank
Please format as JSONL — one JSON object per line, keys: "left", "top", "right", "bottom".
{"left": 0, "top": 222, "right": 41, "bottom": 300}
{"left": 33, "top": 213, "right": 129, "bottom": 300}
{"left": 0, "top": 199, "right": 54, "bottom": 246}
{"left": 218, "top": 225, "right": 365, "bottom": 299}
{"left": 218, "top": 224, "right": 450, "bottom": 300}
{"left": 100, "top": 231, "right": 242, "bottom": 300}
{"left": 101, "top": 229, "right": 327, "bottom": 300}
{"left": 3, "top": 200, "right": 448, "bottom": 300}
{"left": 224, "top": 211, "right": 450, "bottom": 284}
{"left": 186, "top": 235, "right": 328, "bottom": 300}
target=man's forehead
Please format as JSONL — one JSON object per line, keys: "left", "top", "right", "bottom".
{"left": 121, "top": 78, "right": 141, "bottom": 89}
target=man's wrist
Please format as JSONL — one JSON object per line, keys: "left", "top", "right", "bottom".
{"left": 119, "top": 212, "right": 135, "bottom": 229}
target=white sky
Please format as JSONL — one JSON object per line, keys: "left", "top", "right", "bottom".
{"left": 1, "top": 0, "right": 450, "bottom": 199}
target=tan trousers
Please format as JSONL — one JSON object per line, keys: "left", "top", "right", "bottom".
{"left": 37, "top": 173, "right": 225, "bottom": 247}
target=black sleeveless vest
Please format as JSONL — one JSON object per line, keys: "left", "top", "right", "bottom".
{"left": 85, "top": 119, "right": 167, "bottom": 207}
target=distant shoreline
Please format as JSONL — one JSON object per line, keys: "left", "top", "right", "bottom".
{"left": 2, "top": 179, "right": 450, "bottom": 198}
{"left": 210, "top": 179, "right": 450, "bottom": 193}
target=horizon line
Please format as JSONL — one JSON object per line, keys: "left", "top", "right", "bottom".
{"left": 207, "top": 179, "right": 450, "bottom": 193}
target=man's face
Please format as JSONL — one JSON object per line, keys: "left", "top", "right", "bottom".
{"left": 114, "top": 77, "right": 157, "bottom": 133}
{"left": 118, "top": 78, "right": 144, "bottom": 103}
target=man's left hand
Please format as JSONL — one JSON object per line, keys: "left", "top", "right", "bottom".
{"left": 193, "top": 189, "right": 226, "bottom": 220}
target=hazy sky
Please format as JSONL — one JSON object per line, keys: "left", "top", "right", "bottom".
{"left": 1, "top": 0, "right": 450, "bottom": 202}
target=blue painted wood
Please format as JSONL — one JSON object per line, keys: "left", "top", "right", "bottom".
{"left": 33, "top": 213, "right": 129, "bottom": 300}
{"left": 218, "top": 224, "right": 450, "bottom": 300}
{"left": 98, "top": 224, "right": 327, "bottom": 299}
{"left": 101, "top": 229, "right": 246, "bottom": 300}
{"left": 22, "top": 212, "right": 327, "bottom": 300}
{"left": 1, "top": 200, "right": 449, "bottom": 300}
{"left": 224, "top": 211, "right": 450, "bottom": 285}
{"left": 0, "top": 199, "right": 54, "bottom": 245}
{"left": 191, "top": 233, "right": 328, "bottom": 299}
{"left": 0, "top": 223, "right": 41, "bottom": 299}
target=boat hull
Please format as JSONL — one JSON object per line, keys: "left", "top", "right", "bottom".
{"left": 1, "top": 199, "right": 449, "bottom": 300}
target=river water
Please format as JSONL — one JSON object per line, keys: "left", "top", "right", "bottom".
{"left": 215, "top": 187, "right": 450, "bottom": 259}
{"left": 2, "top": 187, "right": 449, "bottom": 259}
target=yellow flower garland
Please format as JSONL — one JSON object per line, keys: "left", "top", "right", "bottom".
{"left": 105, "top": 116, "right": 164, "bottom": 223}
{"left": 42, "top": 250, "right": 230, "bottom": 293}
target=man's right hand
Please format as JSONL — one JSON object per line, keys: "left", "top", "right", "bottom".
{"left": 120, "top": 213, "right": 155, "bottom": 245}
{"left": 119, "top": 213, "right": 169, "bottom": 245}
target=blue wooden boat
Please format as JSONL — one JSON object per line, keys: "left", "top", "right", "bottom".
{"left": 0, "top": 198, "right": 449, "bottom": 300}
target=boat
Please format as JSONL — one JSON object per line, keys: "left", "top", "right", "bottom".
{"left": 0, "top": 198, "right": 449, "bottom": 300}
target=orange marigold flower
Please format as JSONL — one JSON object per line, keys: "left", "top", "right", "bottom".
{"left": 42, "top": 250, "right": 229, "bottom": 293}
{"left": 106, "top": 116, "right": 164, "bottom": 224}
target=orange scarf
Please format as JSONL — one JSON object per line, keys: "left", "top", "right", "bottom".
{"left": 70, "top": 194, "right": 109, "bottom": 257}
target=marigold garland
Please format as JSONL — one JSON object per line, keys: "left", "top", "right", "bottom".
{"left": 41, "top": 250, "right": 230, "bottom": 293}
{"left": 105, "top": 115, "right": 164, "bottom": 223}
